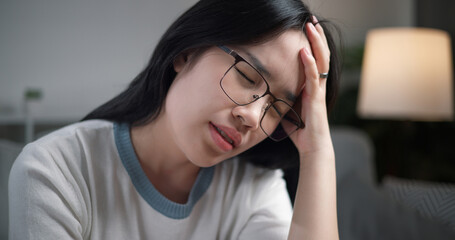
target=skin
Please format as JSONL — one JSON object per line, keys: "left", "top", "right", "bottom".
{"left": 287, "top": 18, "right": 338, "bottom": 240}
{"left": 131, "top": 16, "right": 338, "bottom": 239}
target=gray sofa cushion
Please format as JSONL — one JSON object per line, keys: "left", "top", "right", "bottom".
{"left": 383, "top": 176, "right": 455, "bottom": 232}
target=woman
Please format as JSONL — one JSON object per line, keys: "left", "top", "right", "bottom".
{"left": 9, "top": 0, "right": 340, "bottom": 239}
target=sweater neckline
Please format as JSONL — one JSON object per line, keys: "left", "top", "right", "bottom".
{"left": 113, "top": 122, "right": 214, "bottom": 219}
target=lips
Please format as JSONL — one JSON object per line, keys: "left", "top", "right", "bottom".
{"left": 209, "top": 122, "right": 241, "bottom": 150}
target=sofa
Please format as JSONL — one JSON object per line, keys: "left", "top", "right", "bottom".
{"left": 332, "top": 126, "right": 455, "bottom": 239}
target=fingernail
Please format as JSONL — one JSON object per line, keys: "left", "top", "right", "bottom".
{"left": 312, "top": 15, "right": 318, "bottom": 24}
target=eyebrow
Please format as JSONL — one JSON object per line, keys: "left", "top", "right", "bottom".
{"left": 243, "top": 50, "right": 272, "bottom": 79}
{"left": 242, "top": 49, "right": 298, "bottom": 103}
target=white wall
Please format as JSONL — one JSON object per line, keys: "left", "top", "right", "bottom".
{"left": 0, "top": 0, "right": 415, "bottom": 121}
{"left": 0, "top": 0, "right": 197, "bottom": 121}
{"left": 307, "top": 0, "right": 415, "bottom": 46}
{"left": 306, "top": 0, "right": 415, "bottom": 91}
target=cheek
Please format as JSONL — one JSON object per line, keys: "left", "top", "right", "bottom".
{"left": 165, "top": 80, "right": 192, "bottom": 120}
{"left": 165, "top": 70, "right": 233, "bottom": 128}
{"left": 279, "top": 69, "right": 304, "bottom": 91}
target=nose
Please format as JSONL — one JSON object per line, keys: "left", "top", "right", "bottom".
{"left": 231, "top": 96, "right": 270, "bottom": 130}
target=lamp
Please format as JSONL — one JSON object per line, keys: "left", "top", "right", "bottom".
{"left": 357, "top": 27, "right": 453, "bottom": 121}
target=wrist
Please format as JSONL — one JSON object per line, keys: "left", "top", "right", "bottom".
{"left": 298, "top": 146, "right": 335, "bottom": 164}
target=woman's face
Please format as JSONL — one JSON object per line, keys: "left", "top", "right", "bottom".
{"left": 164, "top": 30, "right": 310, "bottom": 167}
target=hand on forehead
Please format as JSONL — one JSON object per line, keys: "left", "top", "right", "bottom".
{"left": 244, "top": 30, "right": 310, "bottom": 102}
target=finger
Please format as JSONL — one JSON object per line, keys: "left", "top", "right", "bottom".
{"left": 312, "top": 16, "right": 329, "bottom": 47}
{"left": 300, "top": 47, "right": 319, "bottom": 93}
{"left": 306, "top": 22, "right": 330, "bottom": 73}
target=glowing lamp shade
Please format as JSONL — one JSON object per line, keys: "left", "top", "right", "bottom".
{"left": 357, "top": 28, "right": 454, "bottom": 121}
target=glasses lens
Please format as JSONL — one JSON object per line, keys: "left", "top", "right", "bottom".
{"left": 221, "top": 61, "right": 268, "bottom": 105}
{"left": 261, "top": 101, "right": 301, "bottom": 141}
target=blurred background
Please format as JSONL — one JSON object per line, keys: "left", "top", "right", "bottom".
{"left": 1, "top": 0, "right": 454, "bottom": 239}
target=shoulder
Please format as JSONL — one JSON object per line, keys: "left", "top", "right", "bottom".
{"left": 22, "top": 119, "right": 114, "bottom": 158}
{"left": 7, "top": 120, "right": 114, "bottom": 239}
{"left": 9, "top": 119, "right": 116, "bottom": 205}
{"left": 10, "top": 120, "right": 115, "bottom": 181}
{"left": 33, "top": 119, "right": 114, "bottom": 148}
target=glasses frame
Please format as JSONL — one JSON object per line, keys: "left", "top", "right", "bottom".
{"left": 218, "top": 45, "right": 305, "bottom": 141}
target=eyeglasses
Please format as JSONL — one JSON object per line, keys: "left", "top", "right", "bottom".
{"left": 218, "top": 46, "right": 304, "bottom": 142}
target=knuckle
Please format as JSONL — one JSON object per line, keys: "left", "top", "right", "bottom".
{"left": 310, "top": 55, "right": 317, "bottom": 63}
{"left": 324, "top": 52, "right": 331, "bottom": 62}
{"left": 306, "top": 55, "right": 316, "bottom": 65}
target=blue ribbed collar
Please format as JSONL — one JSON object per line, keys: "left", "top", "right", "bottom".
{"left": 113, "top": 122, "right": 214, "bottom": 219}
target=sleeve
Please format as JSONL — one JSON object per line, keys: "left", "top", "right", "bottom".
{"left": 238, "top": 169, "right": 293, "bottom": 240}
{"left": 8, "top": 144, "right": 88, "bottom": 240}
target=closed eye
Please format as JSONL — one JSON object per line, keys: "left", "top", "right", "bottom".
{"left": 234, "top": 67, "right": 255, "bottom": 85}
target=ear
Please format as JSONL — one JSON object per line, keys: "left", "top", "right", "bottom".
{"left": 173, "top": 51, "right": 190, "bottom": 73}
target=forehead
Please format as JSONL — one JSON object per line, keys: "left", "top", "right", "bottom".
{"left": 240, "top": 30, "right": 310, "bottom": 101}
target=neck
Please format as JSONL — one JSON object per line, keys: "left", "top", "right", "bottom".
{"left": 130, "top": 114, "right": 200, "bottom": 203}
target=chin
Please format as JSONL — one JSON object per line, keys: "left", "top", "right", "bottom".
{"left": 187, "top": 153, "right": 232, "bottom": 168}
{"left": 188, "top": 158, "right": 219, "bottom": 168}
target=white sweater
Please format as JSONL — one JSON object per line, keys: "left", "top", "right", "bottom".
{"left": 9, "top": 120, "right": 293, "bottom": 240}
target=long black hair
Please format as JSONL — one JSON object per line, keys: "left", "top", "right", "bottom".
{"left": 83, "top": 0, "right": 341, "bottom": 171}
